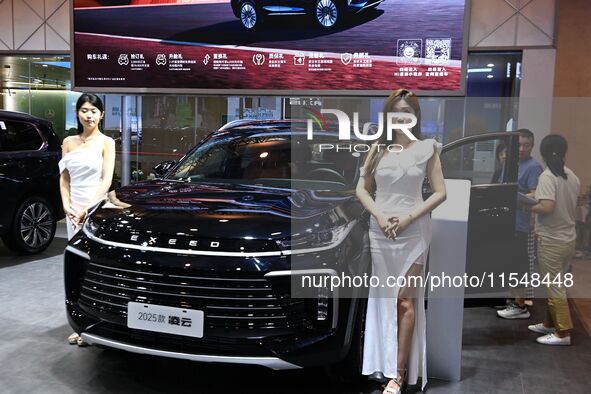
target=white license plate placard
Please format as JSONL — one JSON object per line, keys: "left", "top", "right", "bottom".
{"left": 127, "top": 302, "right": 204, "bottom": 338}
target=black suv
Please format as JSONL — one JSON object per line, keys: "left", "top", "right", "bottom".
{"left": 64, "top": 120, "right": 522, "bottom": 373}
{"left": 0, "top": 110, "right": 63, "bottom": 254}
{"left": 65, "top": 120, "right": 371, "bottom": 373}
{"left": 231, "top": 0, "right": 384, "bottom": 29}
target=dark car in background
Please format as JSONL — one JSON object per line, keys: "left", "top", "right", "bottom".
{"left": 63, "top": 120, "right": 522, "bottom": 375}
{"left": 231, "top": 0, "right": 384, "bottom": 29}
{"left": 0, "top": 110, "right": 63, "bottom": 254}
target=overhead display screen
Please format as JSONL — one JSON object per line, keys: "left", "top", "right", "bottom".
{"left": 72, "top": 0, "right": 467, "bottom": 95}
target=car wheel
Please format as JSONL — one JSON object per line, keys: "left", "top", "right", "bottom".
{"left": 315, "top": 0, "right": 339, "bottom": 28}
{"left": 239, "top": 1, "right": 259, "bottom": 30}
{"left": 2, "top": 197, "right": 56, "bottom": 254}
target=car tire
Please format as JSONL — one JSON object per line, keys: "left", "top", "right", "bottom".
{"left": 314, "top": 0, "right": 340, "bottom": 28}
{"left": 2, "top": 196, "right": 56, "bottom": 254}
{"left": 239, "top": 1, "right": 260, "bottom": 30}
{"left": 325, "top": 298, "right": 367, "bottom": 383}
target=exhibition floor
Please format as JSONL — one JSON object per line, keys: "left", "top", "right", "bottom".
{"left": 1, "top": 224, "right": 590, "bottom": 394}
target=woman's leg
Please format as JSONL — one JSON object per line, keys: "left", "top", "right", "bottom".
{"left": 383, "top": 262, "right": 423, "bottom": 393}
{"left": 537, "top": 237, "right": 575, "bottom": 337}
{"left": 396, "top": 263, "right": 423, "bottom": 380}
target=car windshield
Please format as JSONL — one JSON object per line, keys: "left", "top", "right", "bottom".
{"left": 166, "top": 133, "right": 361, "bottom": 190}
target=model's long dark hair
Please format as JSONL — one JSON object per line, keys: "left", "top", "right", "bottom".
{"left": 540, "top": 134, "right": 568, "bottom": 179}
{"left": 363, "top": 89, "right": 422, "bottom": 176}
{"left": 76, "top": 93, "right": 104, "bottom": 135}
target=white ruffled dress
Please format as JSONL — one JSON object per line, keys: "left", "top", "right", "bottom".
{"left": 361, "top": 139, "right": 442, "bottom": 390}
{"left": 58, "top": 144, "right": 104, "bottom": 239}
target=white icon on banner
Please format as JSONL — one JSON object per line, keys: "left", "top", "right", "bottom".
{"left": 203, "top": 54, "right": 211, "bottom": 65}
{"left": 156, "top": 54, "right": 167, "bottom": 66}
{"left": 396, "top": 39, "right": 422, "bottom": 64}
{"left": 253, "top": 53, "right": 265, "bottom": 66}
{"left": 118, "top": 54, "right": 129, "bottom": 66}
{"left": 340, "top": 53, "right": 352, "bottom": 65}
{"left": 293, "top": 53, "right": 305, "bottom": 66}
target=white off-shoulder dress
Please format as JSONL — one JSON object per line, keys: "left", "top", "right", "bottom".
{"left": 361, "top": 138, "right": 441, "bottom": 390}
{"left": 58, "top": 144, "right": 104, "bottom": 239}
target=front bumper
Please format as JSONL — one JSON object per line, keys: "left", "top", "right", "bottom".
{"left": 64, "top": 227, "right": 369, "bottom": 368}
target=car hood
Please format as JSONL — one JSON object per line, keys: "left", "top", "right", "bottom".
{"left": 86, "top": 180, "right": 360, "bottom": 252}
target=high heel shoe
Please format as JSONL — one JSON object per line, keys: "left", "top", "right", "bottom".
{"left": 67, "top": 332, "right": 79, "bottom": 345}
{"left": 67, "top": 332, "right": 87, "bottom": 347}
{"left": 383, "top": 369, "right": 407, "bottom": 394}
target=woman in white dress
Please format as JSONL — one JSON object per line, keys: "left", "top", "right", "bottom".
{"left": 59, "top": 93, "right": 115, "bottom": 344}
{"left": 356, "top": 89, "right": 446, "bottom": 393}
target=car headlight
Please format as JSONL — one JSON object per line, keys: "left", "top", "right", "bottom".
{"left": 275, "top": 222, "right": 354, "bottom": 253}
{"left": 83, "top": 215, "right": 99, "bottom": 236}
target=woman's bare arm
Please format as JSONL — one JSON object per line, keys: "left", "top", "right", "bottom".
{"left": 89, "top": 136, "right": 116, "bottom": 207}
{"left": 356, "top": 171, "right": 383, "bottom": 219}
{"left": 530, "top": 199, "right": 555, "bottom": 215}
{"left": 355, "top": 148, "right": 397, "bottom": 236}
{"left": 59, "top": 137, "right": 72, "bottom": 211}
{"left": 409, "top": 152, "right": 447, "bottom": 221}
{"left": 392, "top": 151, "right": 446, "bottom": 236}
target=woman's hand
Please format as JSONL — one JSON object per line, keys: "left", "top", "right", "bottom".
{"left": 63, "top": 206, "right": 78, "bottom": 223}
{"left": 377, "top": 214, "right": 399, "bottom": 239}
{"left": 72, "top": 209, "right": 88, "bottom": 227}
{"left": 390, "top": 215, "right": 413, "bottom": 238}
{"left": 63, "top": 206, "right": 85, "bottom": 230}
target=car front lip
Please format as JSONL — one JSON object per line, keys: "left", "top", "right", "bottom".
{"left": 81, "top": 333, "right": 302, "bottom": 370}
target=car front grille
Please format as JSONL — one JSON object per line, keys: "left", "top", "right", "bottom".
{"left": 78, "top": 260, "right": 312, "bottom": 336}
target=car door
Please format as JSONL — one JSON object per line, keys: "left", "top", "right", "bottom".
{"left": 0, "top": 119, "right": 49, "bottom": 231}
{"left": 439, "top": 132, "right": 520, "bottom": 299}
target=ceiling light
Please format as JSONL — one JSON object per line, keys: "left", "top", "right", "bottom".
{"left": 468, "top": 68, "right": 493, "bottom": 73}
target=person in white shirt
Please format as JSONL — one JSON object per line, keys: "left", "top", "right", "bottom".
{"left": 526, "top": 134, "right": 580, "bottom": 346}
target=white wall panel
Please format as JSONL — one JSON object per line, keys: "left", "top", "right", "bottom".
{"left": 517, "top": 48, "right": 556, "bottom": 163}
{"left": 470, "top": 0, "right": 556, "bottom": 48}
{"left": 0, "top": 0, "right": 69, "bottom": 51}
{"left": 0, "top": 0, "right": 14, "bottom": 50}
{"left": 516, "top": 15, "right": 553, "bottom": 46}
{"left": 46, "top": 0, "right": 69, "bottom": 46}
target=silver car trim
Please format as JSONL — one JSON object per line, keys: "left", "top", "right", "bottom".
{"left": 80, "top": 333, "right": 302, "bottom": 370}
{"left": 81, "top": 220, "right": 356, "bottom": 257}
{"left": 264, "top": 268, "right": 338, "bottom": 277}
{"left": 65, "top": 245, "right": 90, "bottom": 260}
{"left": 263, "top": 6, "right": 305, "bottom": 12}
{"left": 359, "top": 0, "right": 384, "bottom": 11}
{"left": 264, "top": 269, "right": 339, "bottom": 329}
{"left": 267, "top": 12, "right": 306, "bottom": 15}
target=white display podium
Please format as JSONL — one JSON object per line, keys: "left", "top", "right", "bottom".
{"left": 426, "top": 179, "right": 471, "bottom": 382}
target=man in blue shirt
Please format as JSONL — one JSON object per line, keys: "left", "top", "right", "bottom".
{"left": 498, "top": 129, "right": 544, "bottom": 319}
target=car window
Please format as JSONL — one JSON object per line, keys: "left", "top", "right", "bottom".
{"left": 167, "top": 135, "right": 360, "bottom": 189}
{"left": 440, "top": 138, "right": 509, "bottom": 185}
{"left": 0, "top": 120, "right": 43, "bottom": 152}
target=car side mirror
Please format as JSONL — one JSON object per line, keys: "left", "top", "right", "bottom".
{"left": 152, "top": 160, "right": 176, "bottom": 177}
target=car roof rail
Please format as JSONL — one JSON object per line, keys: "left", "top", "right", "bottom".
{"left": 218, "top": 119, "right": 260, "bottom": 131}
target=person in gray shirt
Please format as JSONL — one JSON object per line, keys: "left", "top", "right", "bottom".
{"left": 526, "top": 134, "right": 580, "bottom": 345}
